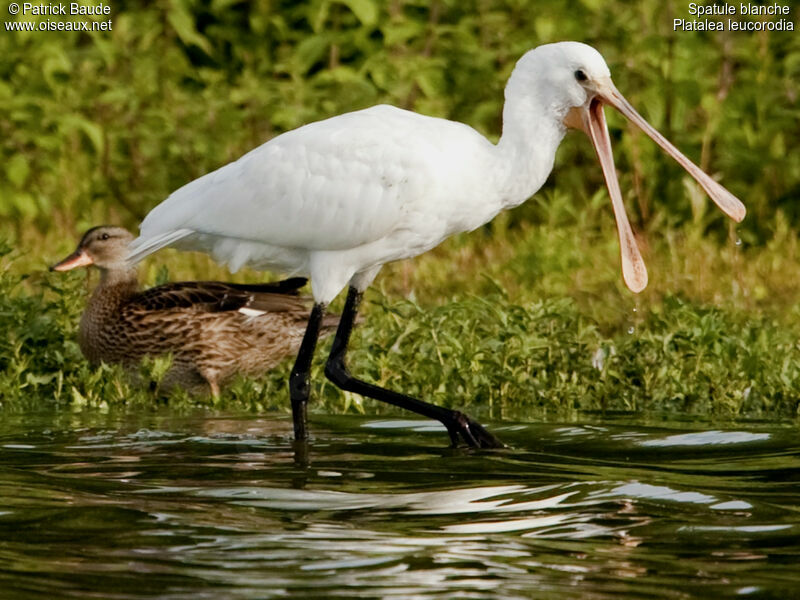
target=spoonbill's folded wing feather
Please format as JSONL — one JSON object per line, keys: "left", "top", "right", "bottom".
{"left": 126, "top": 228, "right": 194, "bottom": 264}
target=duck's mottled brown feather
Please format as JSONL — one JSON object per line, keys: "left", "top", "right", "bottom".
{"left": 54, "top": 227, "right": 336, "bottom": 396}
{"left": 78, "top": 276, "right": 336, "bottom": 396}
{"left": 129, "top": 277, "right": 308, "bottom": 313}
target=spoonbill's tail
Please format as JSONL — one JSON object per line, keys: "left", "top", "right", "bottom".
{"left": 127, "top": 229, "right": 193, "bottom": 265}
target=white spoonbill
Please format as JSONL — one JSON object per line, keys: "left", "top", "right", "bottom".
{"left": 128, "top": 41, "right": 745, "bottom": 448}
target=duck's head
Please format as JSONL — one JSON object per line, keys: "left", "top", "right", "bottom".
{"left": 50, "top": 226, "right": 135, "bottom": 273}
{"left": 510, "top": 42, "right": 745, "bottom": 293}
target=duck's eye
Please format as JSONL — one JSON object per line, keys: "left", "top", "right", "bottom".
{"left": 574, "top": 69, "right": 588, "bottom": 82}
{"left": 100, "top": 233, "right": 110, "bottom": 241}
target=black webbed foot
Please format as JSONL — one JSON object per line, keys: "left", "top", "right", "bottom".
{"left": 448, "top": 412, "right": 504, "bottom": 449}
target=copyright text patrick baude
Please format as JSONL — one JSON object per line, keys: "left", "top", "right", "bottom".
{"left": 6, "top": 3, "right": 112, "bottom": 32}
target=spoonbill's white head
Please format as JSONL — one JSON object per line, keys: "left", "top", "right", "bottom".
{"left": 510, "top": 42, "right": 746, "bottom": 293}
{"left": 508, "top": 41, "right": 612, "bottom": 113}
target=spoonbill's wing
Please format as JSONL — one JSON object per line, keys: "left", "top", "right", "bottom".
{"left": 129, "top": 105, "right": 483, "bottom": 266}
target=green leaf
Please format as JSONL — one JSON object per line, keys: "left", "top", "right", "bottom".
{"left": 336, "top": 0, "right": 378, "bottom": 26}
{"left": 415, "top": 68, "right": 445, "bottom": 98}
{"left": 578, "top": 0, "right": 604, "bottom": 11}
{"left": 5, "top": 155, "right": 30, "bottom": 188}
{"left": 167, "top": 0, "right": 214, "bottom": 55}
{"left": 381, "top": 22, "right": 423, "bottom": 46}
{"left": 534, "top": 17, "right": 556, "bottom": 41}
{"left": 71, "top": 386, "right": 88, "bottom": 406}
{"left": 58, "top": 115, "right": 105, "bottom": 156}
{"left": 311, "top": 0, "right": 332, "bottom": 33}
{"left": 294, "top": 35, "right": 329, "bottom": 74}
{"left": 42, "top": 51, "right": 72, "bottom": 91}
{"left": 11, "top": 192, "right": 38, "bottom": 217}
{"left": 27, "top": 372, "right": 56, "bottom": 386}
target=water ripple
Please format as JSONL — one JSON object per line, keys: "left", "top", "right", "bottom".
{"left": 0, "top": 412, "right": 797, "bottom": 599}
{"left": 639, "top": 430, "right": 771, "bottom": 447}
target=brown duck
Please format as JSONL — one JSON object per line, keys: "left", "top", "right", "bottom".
{"left": 51, "top": 226, "right": 337, "bottom": 396}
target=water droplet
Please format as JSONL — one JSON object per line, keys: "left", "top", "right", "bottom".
{"left": 735, "top": 237, "right": 742, "bottom": 246}
{"left": 632, "top": 307, "right": 638, "bottom": 313}
{"left": 627, "top": 326, "right": 635, "bottom": 335}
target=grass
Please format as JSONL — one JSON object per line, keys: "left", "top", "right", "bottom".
{"left": 2, "top": 1, "right": 799, "bottom": 423}
{"left": 3, "top": 197, "right": 800, "bottom": 422}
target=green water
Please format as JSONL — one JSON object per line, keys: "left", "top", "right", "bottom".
{"left": 0, "top": 410, "right": 798, "bottom": 599}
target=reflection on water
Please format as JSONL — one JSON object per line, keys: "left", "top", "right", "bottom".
{"left": 0, "top": 410, "right": 798, "bottom": 599}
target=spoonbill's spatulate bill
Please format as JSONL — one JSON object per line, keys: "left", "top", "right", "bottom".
{"left": 128, "top": 41, "right": 745, "bottom": 448}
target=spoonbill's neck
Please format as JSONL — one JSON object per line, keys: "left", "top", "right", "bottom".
{"left": 494, "top": 84, "right": 569, "bottom": 209}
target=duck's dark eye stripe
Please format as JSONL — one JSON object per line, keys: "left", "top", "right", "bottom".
{"left": 574, "top": 69, "right": 587, "bottom": 81}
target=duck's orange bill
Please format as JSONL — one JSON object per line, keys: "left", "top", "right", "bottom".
{"left": 50, "top": 249, "right": 93, "bottom": 272}
{"left": 565, "top": 78, "right": 746, "bottom": 293}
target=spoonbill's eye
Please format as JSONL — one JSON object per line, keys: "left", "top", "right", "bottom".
{"left": 574, "top": 69, "right": 588, "bottom": 82}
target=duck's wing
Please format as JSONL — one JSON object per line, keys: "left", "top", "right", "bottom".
{"left": 222, "top": 277, "right": 306, "bottom": 294}
{"left": 127, "top": 277, "right": 310, "bottom": 314}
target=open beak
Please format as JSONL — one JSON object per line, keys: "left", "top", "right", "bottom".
{"left": 565, "top": 78, "right": 746, "bottom": 293}
{"left": 50, "top": 248, "right": 94, "bottom": 272}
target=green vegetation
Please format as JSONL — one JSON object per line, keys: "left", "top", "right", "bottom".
{"left": 1, "top": 1, "right": 799, "bottom": 421}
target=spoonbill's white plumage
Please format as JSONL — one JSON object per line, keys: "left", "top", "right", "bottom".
{"left": 128, "top": 41, "right": 745, "bottom": 448}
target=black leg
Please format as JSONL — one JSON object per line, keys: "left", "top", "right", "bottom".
{"left": 324, "top": 287, "right": 503, "bottom": 449}
{"left": 290, "top": 302, "right": 326, "bottom": 441}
